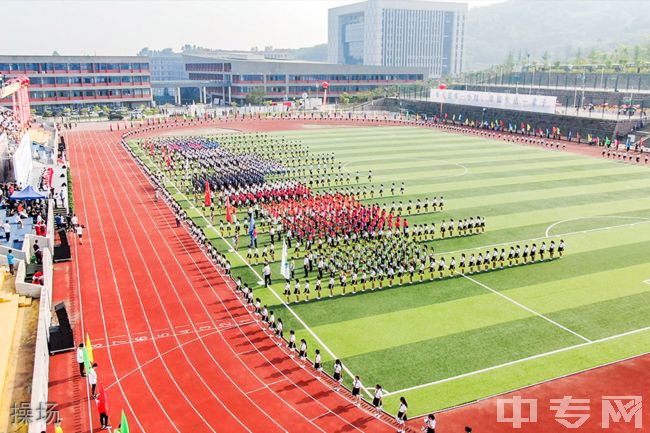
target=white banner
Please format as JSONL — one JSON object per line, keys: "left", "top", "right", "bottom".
{"left": 429, "top": 89, "right": 557, "bottom": 114}
{"left": 280, "top": 240, "right": 290, "bottom": 280}
{"left": 13, "top": 132, "right": 33, "bottom": 187}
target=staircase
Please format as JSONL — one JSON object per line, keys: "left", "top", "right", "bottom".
{"left": 0, "top": 269, "right": 32, "bottom": 308}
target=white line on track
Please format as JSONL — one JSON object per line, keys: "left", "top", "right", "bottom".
{"left": 246, "top": 378, "right": 289, "bottom": 395}
{"left": 384, "top": 323, "right": 650, "bottom": 397}
{"left": 115, "top": 142, "right": 368, "bottom": 433}
{"left": 461, "top": 273, "right": 591, "bottom": 343}
{"left": 73, "top": 130, "right": 158, "bottom": 432}
{"left": 126, "top": 141, "right": 403, "bottom": 430}
{"left": 92, "top": 139, "right": 276, "bottom": 433}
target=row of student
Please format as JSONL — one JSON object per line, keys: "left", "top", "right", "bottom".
{"left": 270, "top": 240, "right": 565, "bottom": 302}
{"left": 237, "top": 283, "right": 452, "bottom": 433}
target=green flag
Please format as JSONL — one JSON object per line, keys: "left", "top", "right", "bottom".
{"left": 82, "top": 347, "right": 91, "bottom": 373}
{"left": 121, "top": 410, "right": 130, "bottom": 433}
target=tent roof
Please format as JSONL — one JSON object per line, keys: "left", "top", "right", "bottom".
{"left": 10, "top": 185, "right": 46, "bottom": 200}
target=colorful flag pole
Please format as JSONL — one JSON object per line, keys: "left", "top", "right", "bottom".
{"left": 204, "top": 180, "right": 212, "bottom": 207}
{"left": 85, "top": 333, "right": 94, "bottom": 364}
{"left": 120, "top": 410, "right": 130, "bottom": 433}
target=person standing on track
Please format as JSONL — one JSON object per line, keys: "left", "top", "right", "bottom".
{"left": 372, "top": 384, "right": 383, "bottom": 418}
{"left": 76, "top": 343, "right": 85, "bottom": 377}
{"left": 396, "top": 397, "right": 408, "bottom": 433}
{"left": 88, "top": 363, "right": 98, "bottom": 398}
{"left": 288, "top": 330, "right": 296, "bottom": 357}
{"left": 332, "top": 359, "right": 343, "bottom": 391}
{"left": 299, "top": 339, "right": 307, "bottom": 367}
{"left": 423, "top": 413, "right": 436, "bottom": 433}
{"left": 314, "top": 349, "right": 323, "bottom": 379}
{"left": 76, "top": 224, "right": 84, "bottom": 245}
{"left": 351, "top": 375, "right": 362, "bottom": 405}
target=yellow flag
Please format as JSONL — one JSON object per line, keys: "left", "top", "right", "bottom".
{"left": 86, "top": 333, "right": 94, "bottom": 364}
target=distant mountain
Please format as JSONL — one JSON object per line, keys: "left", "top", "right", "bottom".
{"left": 465, "top": 0, "right": 650, "bottom": 70}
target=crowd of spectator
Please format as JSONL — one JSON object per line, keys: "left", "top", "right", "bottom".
{"left": 0, "top": 109, "right": 24, "bottom": 143}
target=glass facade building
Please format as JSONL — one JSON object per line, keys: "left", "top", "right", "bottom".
{"left": 328, "top": 0, "right": 467, "bottom": 78}
{"left": 183, "top": 55, "right": 427, "bottom": 105}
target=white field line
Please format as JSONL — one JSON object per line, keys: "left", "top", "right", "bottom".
{"left": 149, "top": 154, "right": 372, "bottom": 399}
{"left": 384, "top": 323, "right": 650, "bottom": 397}
{"left": 461, "top": 274, "right": 591, "bottom": 343}
{"left": 438, "top": 218, "right": 650, "bottom": 258}
{"left": 544, "top": 215, "right": 650, "bottom": 237}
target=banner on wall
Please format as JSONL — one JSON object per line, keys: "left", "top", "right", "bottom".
{"left": 429, "top": 89, "right": 557, "bottom": 114}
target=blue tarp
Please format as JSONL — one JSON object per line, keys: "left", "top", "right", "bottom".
{"left": 10, "top": 185, "right": 46, "bottom": 200}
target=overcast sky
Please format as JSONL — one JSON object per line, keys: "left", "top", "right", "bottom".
{"left": 3, "top": 0, "right": 503, "bottom": 56}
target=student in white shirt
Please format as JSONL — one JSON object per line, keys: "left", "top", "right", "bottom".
{"left": 424, "top": 413, "right": 437, "bottom": 433}
{"left": 372, "top": 384, "right": 383, "bottom": 417}
{"left": 332, "top": 359, "right": 343, "bottom": 391}
{"left": 396, "top": 397, "right": 408, "bottom": 433}
{"left": 88, "top": 363, "right": 98, "bottom": 397}
{"left": 76, "top": 343, "right": 85, "bottom": 377}
{"left": 351, "top": 375, "right": 362, "bottom": 405}
{"left": 313, "top": 349, "right": 322, "bottom": 378}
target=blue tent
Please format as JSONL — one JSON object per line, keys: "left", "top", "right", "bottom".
{"left": 10, "top": 186, "right": 46, "bottom": 201}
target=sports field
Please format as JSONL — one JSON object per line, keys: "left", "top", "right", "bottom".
{"left": 132, "top": 125, "right": 650, "bottom": 417}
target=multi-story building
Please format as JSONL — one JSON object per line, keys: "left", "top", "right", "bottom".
{"left": 184, "top": 54, "right": 427, "bottom": 105}
{"left": 0, "top": 55, "right": 152, "bottom": 112}
{"left": 328, "top": 0, "right": 467, "bottom": 78}
{"left": 146, "top": 50, "right": 198, "bottom": 105}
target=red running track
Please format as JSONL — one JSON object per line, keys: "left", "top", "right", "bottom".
{"left": 52, "top": 126, "right": 404, "bottom": 433}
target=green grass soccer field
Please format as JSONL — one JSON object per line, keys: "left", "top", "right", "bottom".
{"left": 131, "top": 125, "right": 650, "bottom": 417}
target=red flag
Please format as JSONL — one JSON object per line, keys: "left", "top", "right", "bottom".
{"left": 96, "top": 381, "right": 109, "bottom": 416}
{"left": 204, "top": 181, "right": 212, "bottom": 207}
{"left": 225, "top": 197, "right": 233, "bottom": 223}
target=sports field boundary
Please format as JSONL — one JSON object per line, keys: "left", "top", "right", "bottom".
{"left": 384, "top": 323, "right": 650, "bottom": 397}
{"left": 461, "top": 274, "right": 591, "bottom": 342}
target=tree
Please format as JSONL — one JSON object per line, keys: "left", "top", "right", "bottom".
{"left": 51, "top": 51, "right": 60, "bottom": 56}
{"left": 339, "top": 93, "right": 351, "bottom": 105}
{"left": 244, "top": 88, "right": 266, "bottom": 106}
{"left": 503, "top": 51, "right": 515, "bottom": 72}
{"left": 541, "top": 51, "right": 550, "bottom": 67}
{"left": 574, "top": 47, "right": 583, "bottom": 64}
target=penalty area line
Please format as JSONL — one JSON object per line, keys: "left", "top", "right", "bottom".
{"left": 385, "top": 323, "right": 650, "bottom": 397}
{"left": 461, "top": 273, "right": 591, "bottom": 343}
